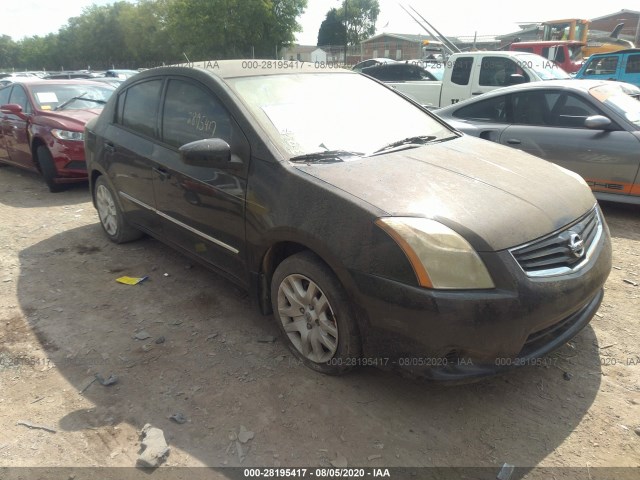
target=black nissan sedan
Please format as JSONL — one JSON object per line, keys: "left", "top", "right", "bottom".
{"left": 84, "top": 61, "right": 612, "bottom": 380}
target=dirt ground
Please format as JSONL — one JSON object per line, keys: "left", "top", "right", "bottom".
{"left": 0, "top": 166, "right": 639, "bottom": 479}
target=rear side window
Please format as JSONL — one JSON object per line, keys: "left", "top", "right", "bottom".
{"left": 119, "top": 79, "right": 162, "bottom": 138}
{"left": 161, "top": 79, "right": 231, "bottom": 149}
{"left": 626, "top": 54, "right": 640, "bottom": 74}
{"left": 451, "top": 57, "right": 473, "bottom": 85}
{"left": 453, "top": 95, "right": 508, "bottom": 122}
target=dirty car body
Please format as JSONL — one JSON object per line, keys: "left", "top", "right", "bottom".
{"left": 85, "top": 62, "right": 611, "bottom": 380}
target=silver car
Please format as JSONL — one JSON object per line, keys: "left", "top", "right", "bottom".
{"left": 436, "top": 80, "right": 640, "bottom": 205}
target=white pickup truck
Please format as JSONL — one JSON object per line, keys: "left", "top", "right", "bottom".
{"left": 361, "top": 51, "right": 570, "bottom": 108}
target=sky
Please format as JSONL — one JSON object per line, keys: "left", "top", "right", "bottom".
{"left": 1, "top": 0, "right": 634, "bottom": 44}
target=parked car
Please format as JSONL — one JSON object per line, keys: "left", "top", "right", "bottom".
{"left": 0, "top": 80, "right": 114, "bottom": 191}
{"left": 104, "top": 69, "right": 140, "bottom": 79}
{"left": 406, "top": 59, "right": 445, "bottom": 80}
{"left": 362, "top": 51, "right": 570, "bottom": 108}
{"left": 0, "top": 76, "right": 40, "bottom": 87}
{"left": 88, "top": 77, "right": 126, "bottom": 88}
{"left": 574, "top": 49, "right": 640, "bottom": 87}
{"left": 44, "top": 71, "right": 95, "bottom": 79}
{"left": 436, "top": 80, "right": 640, "bottom": 205}
{"left": 85, "top": 62, "right": 611, "bottom": 379}
{"left": 351, "top": 58, "right": 397, "bottom": 72}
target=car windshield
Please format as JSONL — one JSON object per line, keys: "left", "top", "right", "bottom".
{"left": 28, "top": 84, "right": 114, "bottom": 111}
{"left": 589, "top": 83, "right": 640, "bottom": 128}
{"left": 228, "top": 72, "right": 453, "bottom": 158}
{"left": 517, "top": 54, "right": 571, "bottom": 80}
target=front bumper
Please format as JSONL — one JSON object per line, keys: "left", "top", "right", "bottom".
{"left": 350, "top": 215, "right": 612, "bottom": 381}
{"left": 50, "top": 139, "right": 88, "bottom": 183}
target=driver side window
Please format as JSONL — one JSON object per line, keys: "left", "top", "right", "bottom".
{"left": 8, "top": 85, "right": 32, "bottom": 114}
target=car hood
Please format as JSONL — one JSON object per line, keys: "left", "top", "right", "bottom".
{"left": 295, "top": 136, "right": 595, "bottom": 251}
{"left": 36, "top": 108, "right": 102, "bottom": 129}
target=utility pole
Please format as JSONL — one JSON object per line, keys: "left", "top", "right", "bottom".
{"left": 344, "top": 0, "right": 348, "bottom": 65}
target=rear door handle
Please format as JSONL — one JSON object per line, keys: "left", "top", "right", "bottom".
{"left": 153, "top": 166, "right": 171, "bottom": 180}
{"left": 104, "top": 141, "right": 116, "bottom": 153}
{"left": 471, "top": 91, "right": 483, "bottom": 95}
{"left": 506, "top": 139, "right": 521, "bottom": 145}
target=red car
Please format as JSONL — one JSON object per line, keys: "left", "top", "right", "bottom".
{"left": 0, "top": 80, "right": 114, "bottom": 191}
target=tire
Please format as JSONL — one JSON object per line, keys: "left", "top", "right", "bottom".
{"left": 271, "top": 252, "right": 361, "bottom": 375}
{"left": 94, "top": 175, "right": 143, "bottom": 243}
{"left": 36, "top": 145, "right": 66, "bottom": 192}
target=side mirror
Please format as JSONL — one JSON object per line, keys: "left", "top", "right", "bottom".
{"left": 508, "top": 74, "right": 526, "bottom": 85}
{"left": 1, "top": 103, "right": 24, "bottom": 116}
{"left": 584, "top": 115, "right": 612, "bottom": 130}
{"left": 179, "top": 138, "right": 232, "bottom": 168}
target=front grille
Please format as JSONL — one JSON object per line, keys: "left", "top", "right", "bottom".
{"left": 510, "top": 207, "right": 602, "bottom": 277}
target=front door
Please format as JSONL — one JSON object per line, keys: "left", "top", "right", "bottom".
{"left": 152, "top": 77, "right": 250, "bottom": 284}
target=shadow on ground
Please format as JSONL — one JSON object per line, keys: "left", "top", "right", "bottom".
{"left": 12, "top": 219, "right": 604, "bottom": 475}
{"left": 0, "top": 165, "right": 89, "bottom": 208}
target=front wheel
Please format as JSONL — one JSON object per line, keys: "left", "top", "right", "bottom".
{"left": 271, "top": 252, "right": 361, "bottom": 375}
{"left": 94, "top": 176, "right": 143, "bottom": 243}
{"left": 36, "top": 146, "right": 65, "bottom": 192}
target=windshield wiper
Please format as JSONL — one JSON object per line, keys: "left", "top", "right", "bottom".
{"left": 54, "top": 94, "right": 106, "bottom": 111}
{"left": 289, "top": 150, "right": 363, "bottom": 163}
{"left": 370, "top": 135, "right": 437, "bottom": 155}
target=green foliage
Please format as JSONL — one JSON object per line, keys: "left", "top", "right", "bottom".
{"left": 317, "top": 8, "right": 346, "bottom": 47}
{"left": 0, "top": 0, "right": 307, "bottom": 71}
{"left": 337, "top": 0, "right": 379, "bottom": 46}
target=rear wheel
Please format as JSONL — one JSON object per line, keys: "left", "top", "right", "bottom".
{"left": 271, "top": 252, "right": 361, "bottom": 375}
{"left": 36, "top": 146, "right": 65, "bottom": 193}
{"left": 94, "top": 176, "right": 142, "bottom": 243}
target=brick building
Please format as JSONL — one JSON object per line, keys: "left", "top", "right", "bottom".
{"left": 589, "top": 10, "right": 640, "bottom": 45}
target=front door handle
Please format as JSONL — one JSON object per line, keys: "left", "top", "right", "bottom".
{"left": 153, "top": 166, "right": 171, "bottom": 180}
{"left": 104, "top": 141, "right": 116, "bottom": 153}
{"left": 506, "top": 138, "right": 521, "bottom": 145}
{"left": 471, "top": 91, "right": 483, "bottom": 95}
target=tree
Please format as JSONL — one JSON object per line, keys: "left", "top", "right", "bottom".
{"left": 337, "top": 0, "right": 379, "bottom": 46}
{"left": 3, "top": 0, "right": 308, "bottom": 70}
{"left": 165, "top": 0, "right": 307, "bottom": 60}
{"left": 317, "top": 8, "right": 345, "bottom": 46}
{"left": 0, "top": 35, "right": 18, "bottom": 69}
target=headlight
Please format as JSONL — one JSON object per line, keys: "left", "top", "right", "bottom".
{"left": 51, "top": 129, "right": 84, "bottom": 141}
{"left": 375, "top": 217, "right": 494, "bottom": 289}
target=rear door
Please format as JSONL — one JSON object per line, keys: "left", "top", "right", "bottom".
{"left": 498, "top": 89, "right": 640, "bottom": 198}
{"left": 152, "top": 77, "right": 250, "bottom": 284}
{"left": 104, "top": 78, "right": 164, "bottom": 234}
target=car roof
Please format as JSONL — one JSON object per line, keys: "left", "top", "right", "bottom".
{"left": 511, "top": 40, "right": 584, "bottom": 47}
{"left": 15, "top": 79, "right": 116, "bottom": 87}
{"left": 586, "top": 48, "right": 640, "bottom": 57}
{"left": 436, "top": 79, "right": 627, "bottom": 114}
{"left": 154, "top": 60, "right": 352, "bottom": 79}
